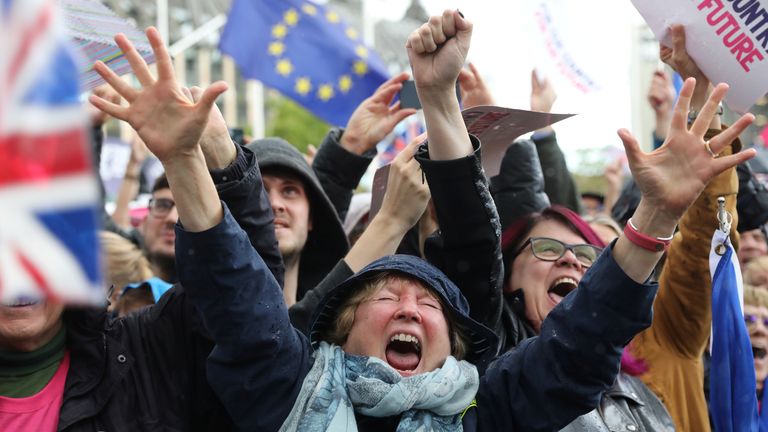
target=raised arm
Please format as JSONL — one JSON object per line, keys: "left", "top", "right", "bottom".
{"left": 630, "top": 24, "right": 740, "bottom": 431}
{"left": 289, "top": 137, "right": 430, "bottom": 334}
{"left": 312, "top": 73, "right": 417, "bottom": 220}
{"left": 407, "top": 10, "right": 473, "bottom": 160}
{"left": 90, "top": 28, "right": 307, "bottom": 431}
{"left": 406, "top": 11, "right": 505, "bottom": 349}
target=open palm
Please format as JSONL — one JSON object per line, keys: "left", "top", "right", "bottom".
{"left": 619, "top": 78, "right": 754, "bottom": 223}
{"left": 89, "top": 28, "right": 227, "bottom": 164}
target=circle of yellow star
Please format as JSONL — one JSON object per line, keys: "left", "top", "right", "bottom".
{"left": 338, "top": 75, "right": 352, "bottom": 93}
{"left": 272, "top": 24, "right": 288, "bottom": 38}
{"left": 268, "top": 42, "right": 285, "bottom": 56}
{"left": 295, "top": 77, "right": 312, "bottom": 95}
{"left": 317, "top": 84, "right": 335, "bottom": 101}
{"left": 326, "top": 11, "right": 339, "bottom": 23}
{"left": 352, "top": 60, "right": 368, "bottom": 76}
{"left": 345, "top": 28, "right": 358, "bottom": 40}
{"left": 284, "top": 9, "right": 299, "bottom": 26}
{"left": 355, "top": 45, "right": 368, "bottom": 58}
{"left": 276, "top": 59, "right": 293, "bottom": 76}
{"left": 301, "top": 4, "right": 317, "bottom": 15}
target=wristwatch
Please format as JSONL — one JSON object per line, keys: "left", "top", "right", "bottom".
{"left": 688, "top": 103, "right": 723, "bottom": 124}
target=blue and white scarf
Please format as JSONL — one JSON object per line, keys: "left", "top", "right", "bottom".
{"left": 279, "top": 342, "right": 479, "bottom": 432}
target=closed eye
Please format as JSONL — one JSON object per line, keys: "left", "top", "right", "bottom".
{"left": 420, "top": 301, "right": 441, "bottom": 310}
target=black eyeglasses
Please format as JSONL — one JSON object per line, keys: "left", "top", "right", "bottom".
{"left": 513, "top": 237, "right": 603, "bottom": 268}
{"left": 148, "top": 198, "right": 175, "bottom": 218}
{"left": 745, "top": 314, "right": 768, "bottom": 328}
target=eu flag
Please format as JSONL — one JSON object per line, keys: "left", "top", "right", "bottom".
{"left": 709, "top": 229, "right": 759, "bottom": 432}
{"left": 220, "top": 0, "right": 390, "bottom": 127}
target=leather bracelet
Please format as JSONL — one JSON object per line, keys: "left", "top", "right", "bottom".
{"left": 124, "top": 173, "right": 139, "bottom": 181}
{"left": 624, "top": 218, "right": 673, "bottom": 252}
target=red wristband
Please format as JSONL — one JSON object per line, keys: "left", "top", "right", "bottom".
{"left": 623, "top": 218, "right": 673, "bottom": 252}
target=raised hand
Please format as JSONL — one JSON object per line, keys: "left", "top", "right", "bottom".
{"left": 184, "top": 86, "right": 237, "bottom": 169}
{"left": 660, "top": 25, "right": 706, "bottom": 83}
{"left": 647, "top": 71, "right": 675, "bottom": 115}
{"left": 88, "top": 85, "right": 121, "bottom": 127}
{"left": 458, "top": 62, "right": 494, "bottom": 108}
{"left": 378, "top": 134, "right": 431, "bottom": 231}
{"left": 341, "top": 72, "right": 417, "bottom": 155}
{"left": 618, "top": 78, "right": 755, "bottom": 228}
{"left": 88, "top": 27, "right": 228, "bottom": 164}
{"left": 405, "top": 11, "right": 473, "bottom": 161}
{"left": 406, "top": 9, "right": 472, "bottom": 93}
{"left": 530, "top": 70, "right": 557, "bottom": 113}
{"left": 660, "top": 24, "right": 714, "bottom": 116}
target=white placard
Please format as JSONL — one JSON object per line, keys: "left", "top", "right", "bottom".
{"left": 632, "top": 0, "right": 768, "bottom": 113}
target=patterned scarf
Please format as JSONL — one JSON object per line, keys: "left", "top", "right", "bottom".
{"left": 280, "top": 342, "right": 479, "bottom": 432}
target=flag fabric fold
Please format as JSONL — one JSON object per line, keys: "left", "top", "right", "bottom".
{"left": 219, "top": 0, "right": 390, "bottom": 127}
{"left": 709, "top": 228, "right": 759, "bottom": 432}
{"left": 0, "top": 0, "right": 103, "bottom": 305}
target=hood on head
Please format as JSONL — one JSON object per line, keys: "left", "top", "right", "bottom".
{"left": 309, "top": 254, "right": 499, "bottom": 366}
{"left": 245, "top": 139, "right": 349, "bottom": 298}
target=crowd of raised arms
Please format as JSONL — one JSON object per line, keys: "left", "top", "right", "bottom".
{"left": 8, "top": 6, "right": 768, "bottom": 432}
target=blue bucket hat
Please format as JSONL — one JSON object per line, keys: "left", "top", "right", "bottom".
{"left": 309, "top": 254, "right": 499, "bottom": 365}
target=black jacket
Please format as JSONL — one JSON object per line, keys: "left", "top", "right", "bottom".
{"left": 312, "top": 128, "right": 376, "bottom": 221}
{"left": 532, "top": 132, "right": 581, "bottom": 213}
{"left": 57, "top": 145, "right": 283, "bottom": 431}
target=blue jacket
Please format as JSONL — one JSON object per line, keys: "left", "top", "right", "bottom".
{"left": 179, "top": 205, "right": 659, "bottom": 432}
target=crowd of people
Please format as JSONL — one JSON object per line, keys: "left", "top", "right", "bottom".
{"left": 3, "top": 7, "right": 768, "bottom": 432}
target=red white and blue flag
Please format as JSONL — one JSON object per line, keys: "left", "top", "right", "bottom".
{"left": 0, "top": 0, "right": 103, "bottom": 304}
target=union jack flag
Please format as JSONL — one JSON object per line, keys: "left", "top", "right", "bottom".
{"left": 0, "top": 0, "right": 103, "bottom": 304}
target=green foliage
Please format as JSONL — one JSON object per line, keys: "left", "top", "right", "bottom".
{"left": 265, "top": 94, "right": 330, "bottom": 153}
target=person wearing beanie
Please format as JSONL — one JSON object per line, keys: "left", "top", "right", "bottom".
{"left": 246, "top": 138, "right": 349, "bottom": 307}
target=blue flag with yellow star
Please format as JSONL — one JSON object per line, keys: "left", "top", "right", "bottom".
{"left": 220, "top": 0, "right": 390, "bottom": 127}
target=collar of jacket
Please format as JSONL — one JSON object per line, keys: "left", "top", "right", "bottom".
{"left": 57, "top": 308, "right": 132, "bottom": 429}
{"left": 500, "top": 289, "right": 537, "bottom": 350}
{"left": 605, "top": 373, "right": 646, "bottom": 406}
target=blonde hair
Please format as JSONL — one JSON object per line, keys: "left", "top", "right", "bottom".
{"left": 99, "top": 231, "right": 153, "bottom": 300}
{"left": 582, "top": 214, "right": 623, "bottom": 238}
{"left": 744, "top": 256, "right": 768, "bottom": 286}
{"left": 744, "top": 284, "right": 768, "bottom": 309}
{"left": 322, "top": 272, "right": 469, "bottom": 360}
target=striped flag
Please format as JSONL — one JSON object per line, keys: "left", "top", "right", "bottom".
{"left": 0, "top": 0, "right": 103, "bottom": 304}
{"left": 709, "top": 228, "right": 759, "bottom": 431}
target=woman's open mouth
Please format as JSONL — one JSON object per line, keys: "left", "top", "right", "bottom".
{"left": 385, "top": 333, "right": 421, "bottom": 375}
{"left": 548, "top": 277, "right": 578, "bottom": 305}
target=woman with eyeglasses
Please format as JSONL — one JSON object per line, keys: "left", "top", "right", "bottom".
{"left": 491, "top": 206, "right": 676, "bottom": 431}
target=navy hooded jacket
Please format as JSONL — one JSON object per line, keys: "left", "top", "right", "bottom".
{"left": 178, "top": 203, "right": 658, "bottom": 432}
